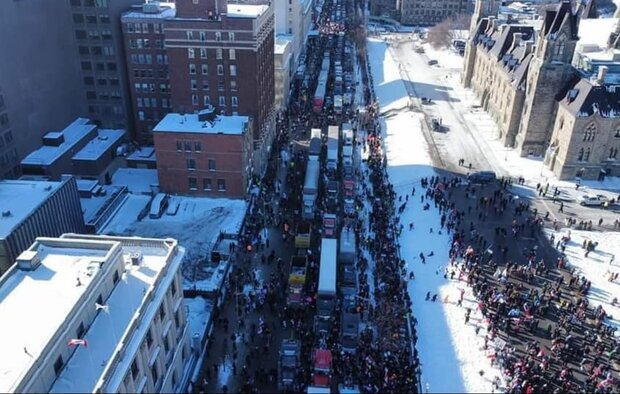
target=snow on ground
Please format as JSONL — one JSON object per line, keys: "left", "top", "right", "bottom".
{"left": 422, "top": 43, "right": 464, "bottom": 70}
{"left": 186, "top": 296, "right": 215, "bottom": 341}
{"left": 544, "top": 229, "right": 620, "bottom": 333}
{"left": 111, "top": 168, "right": 158, "bottom": 194}
{"left": 368, "top": 38, "right": 502, "bottom": 393}
{"left": 99, "top": 194, "right": 151, "bottom": 235}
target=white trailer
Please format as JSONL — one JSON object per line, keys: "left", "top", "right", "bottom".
{"left": 339, "top": 227, "right": 356, "bottom": 265}
{"left": 327, "top": 125, "right": 339, "bottom": 172}
{"left": 317, "top": 238, "right": 337, "bottom": 318}
{"left": 303, "top": 157, "right": 320, "bottom": 219}
{"left": 342, "top": 123, "right": 353, "bottom": 145}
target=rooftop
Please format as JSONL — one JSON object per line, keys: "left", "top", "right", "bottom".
{"left": 0, "top": 239, "right": 114, "bottom": 393}
{"left": 21, "top": 118, "right": 96, "bottom": 167}
{"left": 126, "top": 146, "right": 156, "bottom": 162}
{"left": 121, "top": 2, "right": 176, "bottom": 20}
{"left": 153, "top": 112, "right": 249, "bottom": 135}
{"left": 226, "top": 4, "right": 269, "bottom": 18}
{"left": 275, "top": 34, "right": 293, "bottom": 54}
{"left": 0, "top": 180, "right": 63, "bottom": 239}
{"left": 577, "top": 17, "right": 619, "bottom": 50}
{"left": 72, "top": 129, "right": 126, "bottom": 161}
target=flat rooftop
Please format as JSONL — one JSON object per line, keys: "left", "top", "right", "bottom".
{"left": 72, "top": 129, "right": 125, "bottom": 161}
{"left": 0, "top": 180, "right": 63, "bottom": 239}
{"left": 275, "top": 34, "right": 293, "bottom": 54}
{"left": 126, "top": 146, "right": 156, "bottom": 162}
{"left": 0, "top": 239, "right": 114, "bottom": 393}
{"left": 21, "top": 118, "right": 96, "bottom": 167}
{"left": 50, "top": 235, "right": 183, "bottom": 393}
{"left": 226, "top": 4, "right": 269, "bottom": 18}
{"left": 578, "top": 18, "right": 619, "bottom": 50}
{"left": 121, "top": 2, "right": 176, "bottom": 20}
{"left": 153, "top": 112, "right": 249, "bottom": 135}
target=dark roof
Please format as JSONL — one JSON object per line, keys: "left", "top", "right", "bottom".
{"left": 543, "top": 1, "right": 579, "bottom": 39}
{"left": 560, "top": 78, "right": 620, "bottom": 117}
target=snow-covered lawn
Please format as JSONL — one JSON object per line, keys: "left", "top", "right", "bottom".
{"left": 186, "top": 296, "right": 215, "bottom": 341}
{"left": 368, "top": 38, "right": 502, "bottom": 393}
{"left": 422, "top": 43, "right": 464, "bottom": 70}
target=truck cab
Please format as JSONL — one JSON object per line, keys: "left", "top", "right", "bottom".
{"left": 279, "top": 339, "right": 301, "bottom": 390}
{"left": 312, "top": 349, "right": 332, "bottom": 388}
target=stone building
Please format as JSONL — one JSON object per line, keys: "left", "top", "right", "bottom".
{"left": 399, "top": 0, "right": 470, "bottom": 26}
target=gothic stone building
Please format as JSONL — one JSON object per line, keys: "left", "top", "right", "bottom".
{"left": 462, "top": 0, "right": 620, "bottom": 179}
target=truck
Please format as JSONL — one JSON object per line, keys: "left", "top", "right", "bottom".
{"left": 327, "top": 125, "right": 339, "bottom": 172}
{"left": 309, "top": 137, "right": 322, "bottom": 157}
{"left": 279, "top": 339, "right": 301, "bottom": 390}
{"left": 311, "top": 349, "right": 332, "bottom": 388}
{"left": 287, "top": 256, "right": 308, "bottom": 306}
{"left": 334, "top": 95, "right": 343, "bottom": 114}
{"left": 339, "top": 227, "right": 356, "bottom": 265}
{"left": 295, "top": 221, "right": 312, "bottom": 249}
{"left": 342, "top": 145, "right": 353, "bottom": 167}
{"left": 303, "top": 157, "right": 320, "bottom": 219}
{"left": 326, "top": 180, "right": 339, "bottom": 210}
{"left": 342, "top": 123, "right": 353, "bottom": 145}
{"left": 317, "top": 238, "right": 337, "bottom": 319}
{"left": 322, "top": 213, "right": 337, "bottom": 238}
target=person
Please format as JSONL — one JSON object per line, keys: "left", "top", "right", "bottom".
{"left": 559, "top": 202, "right": 564, "bottom": 213}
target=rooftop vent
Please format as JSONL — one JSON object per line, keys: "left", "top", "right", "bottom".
{"left": 198, "top": 105, "right": 218, "bottom": 122}
{"left": 142, "top": 1, "right": 161, "bottom": 13}
{"left": 17, "top": 250, "right": 41, "bottom": 271}
{"left": 98, "top": 135, "right": 109, "bottom": 141}
{"left": 2, "top": 210, "right": 11, "bottom": 217}
{"left": 44, "top": 185, "right": 52, "bottom": 191}
{"left": 130, "top": 252, "right": 143, "bottom": 266}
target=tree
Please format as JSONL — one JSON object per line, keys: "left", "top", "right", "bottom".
{"left": 426, "top": 13, "right": 471, "bottom": 49}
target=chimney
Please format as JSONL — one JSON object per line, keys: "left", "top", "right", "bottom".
{"left": 511, "top": 32, "right": 522, "bottom": 52}
{"left": 597, "top": 65, "right": 608, "bottom": 84}
{"left": 500, "top": 24, "right": 508, "bottom": 34}
{"left": 522, "top": 41, "right": 533, "bottom": 61}
{"left": 487, "top": 16, "right": 496, "bottom": 34}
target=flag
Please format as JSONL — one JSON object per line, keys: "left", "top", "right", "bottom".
{"left": 95, "top": 303, "right": 110, "bottom": 313}
{"left": 68, "top": 339, "right": 88, "bottom": 348}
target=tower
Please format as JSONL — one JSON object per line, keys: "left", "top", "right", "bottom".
{"left": 462, "top": 0, "right": 499, "bottom": 87}
{"left": 515, "top": 1, "right": 579, "bottom": 156}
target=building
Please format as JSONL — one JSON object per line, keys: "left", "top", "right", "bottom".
{"left": 153, "top": 108, "right": 253, "bottom": 198}
{"left": 275, "top": 36, "right": 294, "bottom": 110}
{"left": 545, "top": 73, "right": 620, "bottom": 180}
{"left": 122, "top": 0, "right": 276, "bottom": 175}
{"left": 127, "top": 146, "right": 158, "bottom": 168}
{"left": 69, "top": 0, "right": 144, "bottom": 131}
{"left": 572, "top": 18, "right": 620, "bottom": 83}
{"left": 273, "top": 0, "right": 313, "bottom": 68}
{"left": 370, "top": 0, "right": 398, "bottom": 19}
{"left": 0, "top": 233, "right": 191, "bottom": 393}
{"left": 399, "top": 0, "right": 470, "bottom": 26}
{"left": 121, "top": 2, "right": 176, "bottom": 145}
{"left": 0, "top": 177, "right": 84, "bottom": 274}
{"left": 20, "top": 118, "right": 126, "bottom": 182}
{"left": 0, "top": 1, "right": 86, "bottom": 179}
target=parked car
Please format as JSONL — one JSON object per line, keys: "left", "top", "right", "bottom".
{"left": 421, "top": 97, "right": 432, "bottom": 104}
{"left": 427, "top": 59, "right": 438, "bottom": 66}
{"left": 467, "top": 171, "right": 496, "bottom": 184}
{"left": 578, "top": 194, "right": 609, "bottom": 206}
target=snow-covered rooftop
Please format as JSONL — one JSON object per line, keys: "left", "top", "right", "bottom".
{"left": 50, "top": 234, "right": 184, "bottom": 393}
{"left": 126, "top": 146, "right": 156, "bottom": 162}
{"left": 0, "top": 180, "right": 63, "bottom": 239}
{"left": 111, "top": 168, "right": 158, "bottom": 194}
{"left": 578, "top": 18, "right": 619, "bottom": 50}
{"left": 121, "top": 2, "right": 176, "bottom": 20}
{"left": 72, "top": 129, "right": 125, "bottom": 161}
{"left": 153, "top": 113, "right": 249, "bottom": 135}
{"left": 0, "top": 240, "right": 114, "bottom": 393}
{"left": 275, "top": 35, "right": 293, "bottom": 54}
{"left": 21, "top": 118, "right": 96, "bottom": 167}
{"left": 80, "top": 185, "right": 126, "bottom": 225}
{"left": 226, "top": 4, "right": 269, "bottom": 18}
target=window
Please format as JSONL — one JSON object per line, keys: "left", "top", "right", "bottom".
{"left": 229, "top": 65, "right": 237, "bottom": 76}
{"left": 113, "top": 270, "right": 119, "bottom": 284}
{"left": 217, "top": 179, "right": 226, "bottom": 191}
{"left": 80, "top": 61, "right": 91, "bottom": 70}
{"left": 177, "top": 141, "right": 182, "bottom": 151}
{"left": 215, "top": 32, "right": 221, "bottom": 41}
{"left": 101, "top": 30, "right": 112, "bottom": 40}
{"left": 230, "top": 80, "right": 237, "bottom": 91}
{"left": 218, "top": 96, "right": 226, "bottom": 106}
{"left": 54, "top": 356, "right": 64, "bottom": 376}
{"left": 194, "top": 141, "right": 202, "bottom": 152}
{"left": 96, "top": 0, "right": 108, "bottom": 7}
{"left": 203, "top": 178, "right": 212, "bottom": 191}
{"left": 70, "top": 0, "right": 81, "bottom": 6}
{"left": 137, "top": 97, "right": 143, "bottom": 107}
{"left": 191, "top": 79, "right": 197, "bottom": 90}
{"left": 201, "top": 64, "right": 208, "bottom": 75}
{"left": 146, "top": 329, "right": 153, "bottom": 348}
{"left": 188, "top": 48, "right": 195, "bottom": 59}
{"left": 583, "top": 123, "right": 596, "bottom": 141}
{"left": 186, "top": 158, "right": 196, "bottom": 170}
{"left": 577, "top": 147, "right": 584, "bottom": 161}
{"left": 228, "top": 32, "right": 235, "bottom": 41}
{"left": 86, "top": 14, "right": 97, "bottom": 24}
{"left": 584, "top": 147, "right": 591, "bottom": 162}
{"left": 75, "top": 30, "right": 87, "bottom": 40}
{"left": 231, "top": 96, "right": 238, "bottom": 107}
{"left": 99, "top": 15, "right": 110, "bottom": 24}
{"left": 200, "top": 48, "right": 207, "bottom": 59}
{"left": 192, "top": 94, "right": 199, "bottom": 105}
{"left": 216, "top": 48, "right": 223, "bottom": 60}
{"left": 200, "top": 31, "right": 206, "bottom": 41}
{"left": 609, "top": 147, "right": 618, "bottom": 159}
{"left": 84, "top": 76, "right": 94, "bottom": 85}
{"left": 77, "top": 322, "right": 85, "bottom": 339}
{"left": 217, "top": 81, "right": 224, "bottom": 91}
{"left": 208, "top": 159, "right": 216, "bottom": 171}
{"left": 142, "top": 23, "right": 149, "bottom": 33}
{"left": 229, "top": 49, "right": 236, "bottom": 60}
{"left": 163, "top": 333, "right": 170, "bottom": 354}
{"left": 188, "top": 177, "right": 198, "bottom": 190}
{"left": 186, "top": 31, "right": 193, "bottom": 40}
{"left": 203, "top": 95, "right": 210, "bottom": 106}
{"left": 157, "top": 54, "right": 164, "bottom": 65}
{"left": 615, "top": 128, "right": 620, "bottom": 138}
{"left": 217, "top": 65, "right": 224, "bottom": 76}
{"left": 138, "top": 111, "right": 145, "bottom": 120}
{"left": 73, "top": 14, "right": 84, "bottom": 23}
{"left": 184, "top": 141, "right": 192, "bottom": 151}
{"left": 151, "top": 363, "right": 159, "bottom": 385}
{"left": 189, "top": 63, "right": 196, "bottom": 74}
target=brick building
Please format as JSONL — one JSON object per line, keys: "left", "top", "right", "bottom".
{"left": 122, "top": 0, "right": 275, "bottom": 175}
{"left": 153, "top": 108, "right": 252, "bottom": 198}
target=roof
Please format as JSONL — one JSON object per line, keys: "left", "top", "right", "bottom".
{"left": 275, "top": 34, "right": 293, "bottom": 54}
{"left": 577, "top": 18, "right": 618, "bottom": 49}
{"left": 153, "top": 112, "right": 249, "bottom": 135}
{"left": 226, "top": 4, "right": 269, "bottom": 18}
{"left": 121, "top": 2, "right": 176, "bottom": 20}
{"left": 559, "top": 78, "right": 620, "bottom": 117}
{"left": 72, "top": 129, "right": 126, "bottom": 161}
{"left": 0, "top": 239, "right": 114, "bottom": 393}
{"left": 126, "top": 146, "right": 156, "bottom": 162}
{"left": 542, "top": 1, "right": 579, "bottom": 40}
{"left": 50, "top": 235, "right": 183, "bottom": 393}
{"left": 0, "top": 180, "right": 63, "bottom": 239}
{"left": 21, "top": 118, "right": 96, "bottom": 167}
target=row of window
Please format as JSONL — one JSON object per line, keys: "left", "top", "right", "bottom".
{"left": 188, "top": 48, "right": 236, "bottom": 60}
{"left": 190, "top": 79, "right": 238, "bottom": 92}
{"left": 576, "top": 147, "right": 619, "bottom": 161}
{"left": 186, "top": 31, "right": 236, "bottom": 42}
{"left": 80, "top": 61, "right": 117, "bottom": 72}
{"left": 134, "top": 83, "right": 171, "bottom": 93}
{"left": 84, "top": 76, "right": 119, "bottom": 87}
{"left": 189, "top": 63, "right": 237, "bottom": 76}
{"left": 87, "top": 104, "right": 124, "bottom": 117}
{"left": 131, "top": 53, "right": 168, "bottom": 65}
{"left": 189, "top": 177, "right": 227, "bottom": 191}
{"left": 137, "top": 97, "right": 171, "bottom": 109}
{"left": 129, "top": 39, "right": 165, "bottom": 50}
{"left": 78, "top": 45, "right": 115, "bottom": 56}
{"left": 75, "top": 29, "right": 113, "bottom": 41}
{"left": 133, "top": 69, "right": 169, "bottom": 80}
{"left": 177, "top": 141, "right": 202, "bottom": 153}
{"left": 72, "top": 13, "right": 110, "bottom": 24}
{"left": 126, "top": 23, "right": 164, "bottom": 35}
{"left": 185, "top": 158, "right": 217, "bottom": 171}
{"left": 191, "top": 95, "right": 239, "bottom": 107}
{"left": 70, "top": 0, "right": 108, "bottom": 8}
{"left": 86, "top": 90, "right": 122, "bottom": 101}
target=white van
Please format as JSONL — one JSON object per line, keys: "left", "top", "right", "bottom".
{"left": 149, "top": 193, "right": 169, "bottom": 218}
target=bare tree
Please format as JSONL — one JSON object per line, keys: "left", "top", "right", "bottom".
{"left": 427, "top": 13, "right": 472, "bottom": 49}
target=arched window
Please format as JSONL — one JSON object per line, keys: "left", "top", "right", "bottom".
{"left": 577, "top": 147, "right": 584, "bottom": 161}
{"left": 584, "top": 147, "right": 591, "bottom": 161}
{"left": 583, "top": 123, "right": 596, "bottom": 141}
